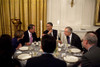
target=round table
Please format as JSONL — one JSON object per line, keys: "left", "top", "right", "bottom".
{"left": 13, "top": 41, "right": 82, "bottom": 67}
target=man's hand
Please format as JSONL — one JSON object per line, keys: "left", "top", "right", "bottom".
{"left": 47, "top": 30, "right": 52, "bottom": 34}
{"left": 42, "top": 34, "right": 46, "bottom": 36}
{"left": 58, "top": 40, "right": 62, "bottom": 44}
{"left": 16, "top": 43, "right": 22, "bottom": 50}
{"left": 25, "top": 42, "right": 31, "bottom": 46}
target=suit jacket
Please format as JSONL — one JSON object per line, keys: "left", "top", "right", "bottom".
{"left": 82, "top": 46, "right": 100, "bottom": 67}
{"left": 43, "top": 29, "right": 57, "bottom": 39}
{"left": 12, "top": 37, "right": 23, "bottom": 52}
{"left": 25, "top": 54, "right": 67, "bottom": 67}
{"left": 23, "top": 31, "right": 37, "bottom": 45}
{"left": 96, "top": 28, "right": 100, "bottom": 47}
{"left": 70, "top": 33, "right": 83, "bottom": 50}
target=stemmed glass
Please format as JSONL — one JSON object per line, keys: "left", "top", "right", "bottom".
{"left": 29, "top": 44, "right": 34, "bottom": 56}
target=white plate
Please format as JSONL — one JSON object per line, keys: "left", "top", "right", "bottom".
{"left": 17, "top": 54, "right": 31, "bottom": 60}
{"left": 70, "top": 48, "right": 81, "bottom": 53}
{"left": 19, "top": 46, "right": 29, "bottom": 51}
{"left": 64, "top": 56, "right": 78, "bottom": 63}
{"left": 16, "top": 51, "right": 22, "bottom": 54}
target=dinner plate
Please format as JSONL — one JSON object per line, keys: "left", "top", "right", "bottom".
{"left": 64, "top": 56, "right": 79, "bottom": 63}
{"left": 70, "top": 48, "right": 81, "bottom": 53}
{"left": 17, "top": 54, "right": 31, "bottom": 60}
{"left": 19, "top": 46, "right": 29, "bottom": 51}
{"left": 16, "top": 51, "right": 22, "bottom": 54}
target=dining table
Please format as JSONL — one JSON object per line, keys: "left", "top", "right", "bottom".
{"left": 13, "top": 41, "right": 82, "bottom": 67}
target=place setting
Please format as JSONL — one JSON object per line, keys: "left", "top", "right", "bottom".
{"left": 19, "top": 46, "right": 29, "bottom": 51}
{"left": 17, "top": 53, "right": 32, "bottom": 60}
{"left": 14, "top": 41, "right": 83, "bottom": 67}
{"left": 63, "top": 55, "right": 79, "bottom": 63}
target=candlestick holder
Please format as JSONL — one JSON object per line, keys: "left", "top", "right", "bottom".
{"left": 11, "top": 19, "right": 22, "bottom": 32}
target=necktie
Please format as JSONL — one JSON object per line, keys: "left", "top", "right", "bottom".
{"left": 30, "top": 33, "right": 33, "bottom": 44}
{"left": 49, "top": 33, "right": 52, "bottom": 36}
{"left": 67, "top": 36, "right": 70, "bottom": 44}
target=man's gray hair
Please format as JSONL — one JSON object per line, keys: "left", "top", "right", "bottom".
{"left": 65, "top": 26, "right": 73, "bottom": 33}
{"left": 84, "top": 33, "right": 98, "bottom": 45}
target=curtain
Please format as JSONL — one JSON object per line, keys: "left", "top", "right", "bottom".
{"left": 0, "top": 0, "right": 47, "bottom": 37}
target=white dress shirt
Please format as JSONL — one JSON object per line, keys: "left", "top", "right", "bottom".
{"left": 28, "top": 30, "right": 33, "bottom": 43}
{"left": 69, "top": 33, "right": 72, "bottom": 43}
{"left": 51, "top": 30, "right": 53, "bottom": 36}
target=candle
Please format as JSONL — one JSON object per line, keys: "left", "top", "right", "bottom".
{"left": 40, "top": 20, "right": 42, "bottom": 38}
{"left": 57, "top": 20, "right": 60, "bottom": 34}
{"left": 57, "top": 20, "right": 60, "bottom": 25}
{"left": 57, "top": 20, "right": 60, "bottom": 40}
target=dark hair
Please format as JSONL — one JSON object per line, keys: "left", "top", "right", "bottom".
{"left": 0, "top": 34, "right": 14, "bottom": 58}
{"left": 14, "top": 30, "right": 24, "bottom": 38}
{"left": 42, "top": 35, "right": 56, "bottom": 53}
{"left": 47, "top": 22, "right": 53, "bottom": 26}
{"left": 28, "top": 24, "right": 35, "bottom": 30}
{"left": 0, "top": 34, "right": 21, "bottom": 67}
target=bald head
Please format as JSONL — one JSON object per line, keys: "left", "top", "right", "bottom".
{"left": 82, "top": 32, "right": 98, "bottom": 50}
{"left": 65, "top": 27, "right": 73, "bottom": 33}
{"left": 64, "top": 27, "right": 73, "bottom": 36}
{"left": 84, "top": 33, "right": 97, "bottom": 45}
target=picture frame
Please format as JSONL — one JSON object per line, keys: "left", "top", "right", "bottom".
{"left": 95, "top": 0, "right": 100, "bottom": 26}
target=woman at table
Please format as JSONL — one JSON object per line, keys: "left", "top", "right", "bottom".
{"left": 12, "top": 30, "right": 24, "bottom": 51}
{"left": 0, "top": 34, "right": 21, "bottom": 67}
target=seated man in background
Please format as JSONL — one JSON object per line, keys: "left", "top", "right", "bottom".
{"left": 25, "top": 35, "right": 67, "bottom": 67}
{"left": 82, "top": 32, "right": 100, "bottom": 67}
{"left": 43, "top": 22, "right": 58, "bottom": 40}
{"left": 12, "top": 30, "right": 24, "bottom": 52}
{"left": 64, "top": 27, "right": 83, "bottom": 50}
{"left": 23, "top": 24, "right": 37, "bottom": 45}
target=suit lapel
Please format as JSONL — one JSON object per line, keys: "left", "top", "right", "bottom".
{"left": 27, "top": 31, "right": 30, "bottom": 41}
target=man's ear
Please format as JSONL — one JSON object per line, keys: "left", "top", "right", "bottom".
{"left": 85, "top": 40, "right": 88, "bottom": 45}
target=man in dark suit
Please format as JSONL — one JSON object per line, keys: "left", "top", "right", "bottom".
{"left": 25, "top": 35, "right": 67, "bottom": 67}
{"left": 43, "top": 22, "right": 57, "bottom": 40}
{"left": 81, "top": 32, "right": 100, "bottom": 67}
{"left": 96, "top": 28, "right": 100, "bottom": 47}
{"left": 64, "top": 27, "right": 83, "bottom": 50}
{"left": 23, "top": 24, "right": 37, "bottom": 45}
